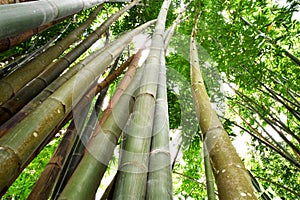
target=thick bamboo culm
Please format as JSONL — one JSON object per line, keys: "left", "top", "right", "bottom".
{"left": 146, "top": 51, "right": 172, "bottom": 199}
{"left": 0, "top": 5, "right": 102, "bottom": 106}
{"left": 190, "top": 17, "right": 256, "bottom": 200}
{"left": 113, "top": 0, "right": 171, "bottom": 199}
{"left": 0, "top": 20, "right": 156, "bottom": 192}
{"left": 0, "top": 0, "right": 107, "bottom": 39}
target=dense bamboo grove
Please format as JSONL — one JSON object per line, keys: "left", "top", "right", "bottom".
{"left": 0, "top": 0, "right": 299, "bottom": 199}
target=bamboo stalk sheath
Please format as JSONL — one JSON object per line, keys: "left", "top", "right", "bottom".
{"left": 0, "top": 20, "right": 155, "bottom": 193}
{"left": 190, "top": 20, "right": 256, "bottom": 199}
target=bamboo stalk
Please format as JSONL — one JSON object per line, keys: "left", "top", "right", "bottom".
{"left": 0, "top": 0, "right": 138, "bottom": 125}
{"left": 0, "top": 16, "right": 68, "bottom": 53}
{"left": 0, "top": 5, "right": 102, "bottom": 106}
{"left": 0, "top": 20, "right": 155, "bottom": 193}
{"left": 57, "top": 61, "right": 144, "bottom": 200}
{"left": 203, "top": 141, "right": 217, "bottom": 200}
{"left": 27, "top": 121, "right": 77, "bottom": 200}
{"left": 113, "top": 1, "right": 171, "bottom": 199}
{"left": 146, "top": 49, "right": 172, "bottom": 200}
{"left": 0, "top": 0, "right": 107, "bottom": 39}
{"left": 190, "top": 16, "right": 256, "bottom": 200}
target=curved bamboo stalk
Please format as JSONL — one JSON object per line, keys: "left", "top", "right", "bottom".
{"left": 57, "top": 61, "right": 144, "bottom": 200}
{"left": 0, "top": 0, "right": 107, "bottom": 39}
{"left": 113, "top": 1, "right": 171, "bottom": 199}
{"left": 0, "top": 0, "right": 138, "bottom": 125}
{"left": 0, "top": 20, "right": 155, "bottom": 193}
{"left": 190, "top": 17, "right": 256, "bottom": 199}
{"left": 0, "top": 5, "right": 102, "bottom": 106}
{"left": 146, "top": 49, "right": 172, "bottom": 199}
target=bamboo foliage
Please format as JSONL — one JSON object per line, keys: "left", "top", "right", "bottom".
{"left": 190, "top": 17, "right": 256, "bottom": 200}
{"left": 113, "top": 0, "right": 171, "bottom": 199}
{"left": 0, "top": 20, "right": 155, "bottom": 193}
{"left": 0, "top": 0, "right": 138, "bottom": 125}
{"left": 0, "top": 0, "right": 107, "bottom": 39}
{"left": 0, "top": 5, "right": 102, "bottom": 106}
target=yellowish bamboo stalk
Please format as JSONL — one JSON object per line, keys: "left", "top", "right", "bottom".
{"left": 190, "top": 17, "right": 256, "bottom": 200}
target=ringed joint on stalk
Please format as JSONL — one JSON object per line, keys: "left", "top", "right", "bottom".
{"left": 119, "top": 161, "right": 148, "bottom": 172}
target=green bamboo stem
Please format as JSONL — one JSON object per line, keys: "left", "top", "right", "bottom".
{"left": 190, "top": 18, "right": 256, "bottom": 200}
{"left": 0, "top": 20, "right": 155, "bottom": 193}
{"left": 57, "top": 61, "right": 144, "bottom": 200}
{"left": 146, "top": 50, "right": 172, "bottom": 200}
{"left": 113, "top": 1, "right": 171, "bottom": 199}
{"left": 0, "top": 0, "right": 107, "bottom": 39}
{"left": 203, "top": 141, "right": 217, "bottom": 200}
{"left": 0, "top": 5, "right": 102, "bottom": 106}
{"left": 0, "top": 0, "right": 138, "bottom": 125}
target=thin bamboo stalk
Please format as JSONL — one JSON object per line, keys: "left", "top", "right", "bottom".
{"left": 0, "top": 20, "right": 155, "bottom": 192}
{"left": 203, "top": 141, "right": 217, "bottom": 200}
{"left": 113, "top": 1, "right": 171, "bottom": 199}
{"left": 0, "top": 0, "right": 138, "bottom": 125}
{"left": 146, "top": 49, "right": 172, "bottom": 200}
{"left": 0, "top": 5, "right": 102, "bottom": 106}
{"left": 0, "top": 20, "right": 71, "bottom": 79}
{"left": 57, "top": 62, "right": 144, "bottom": 200}
{"left": 190, "top": 17, "right": 256, "bottom": 199}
